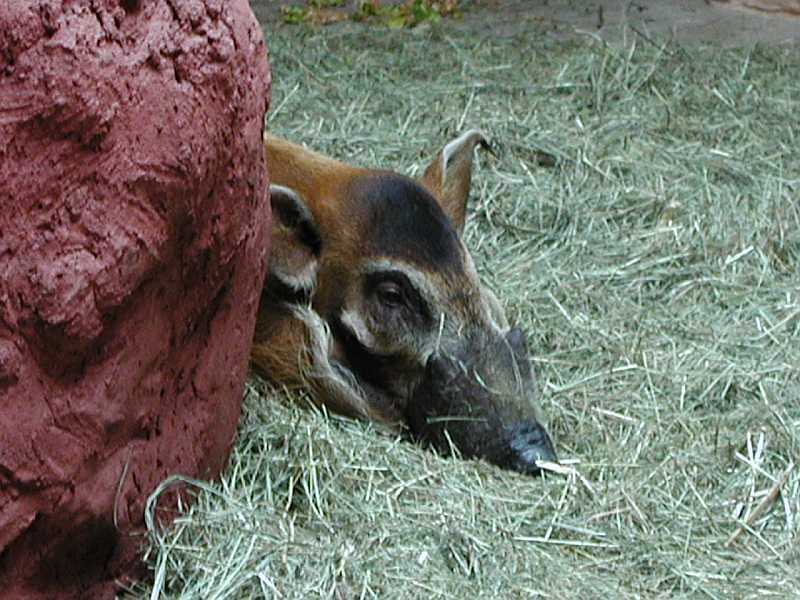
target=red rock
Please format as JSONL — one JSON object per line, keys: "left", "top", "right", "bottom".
{"left": 0, "top": 1, "right": 271, "bottom": 597}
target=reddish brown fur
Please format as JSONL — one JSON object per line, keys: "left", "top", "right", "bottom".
{"left": 255, "top": 136, "right": 391, "bottom": 419}
{"left": 252, "top": 304, "right": 306, "bottom": 388}
{"left": 251, "top": 132, "right": 557, "bottom": 473}
{"left": 253, "top": 133, "right": 482, "bottom": 421}
{"left": 420, "top": 130, "right": 489, "bottom": 231}
{"left": 264, "top": 134, "right": 364, "bottom": 235}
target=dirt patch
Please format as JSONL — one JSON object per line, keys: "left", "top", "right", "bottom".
{"left": 716, "top": 0, "right": 800, "bottom": 16}
{"left": 253, "top": 0, "right": 800, "bottom": 46}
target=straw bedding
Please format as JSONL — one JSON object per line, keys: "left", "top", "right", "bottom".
{"left": 132, "top": 14, "right": 799, "bottom": 599}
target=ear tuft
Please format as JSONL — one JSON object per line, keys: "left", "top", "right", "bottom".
{"left": 420, "top": 129, "right": 491, "bottom": 233}
{"left": 441, "top": 129, "right": 491, "bottom": 173}
{"left": 268, "top": 184, "right": 321, "bottom": 293}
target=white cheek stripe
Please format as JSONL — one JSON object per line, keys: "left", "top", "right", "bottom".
{"left": 289, "top": 304, "right": 372, "bottom": 419}
{"left": 273, "top": 259, "right": 318, "bottom": 292}
{"left": 339, "top": 309, "right": 377, "bottom": 350}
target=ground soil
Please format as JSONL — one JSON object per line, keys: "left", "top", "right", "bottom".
{"left": 252, "top": 0, "right": 800, "bottom": 46}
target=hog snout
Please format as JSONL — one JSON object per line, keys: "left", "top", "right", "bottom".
{"left": 507, "top": 421, "right": 557, "bottom": 473}
{"left": 406, "top": 327, "right": 556, "bottom": 475}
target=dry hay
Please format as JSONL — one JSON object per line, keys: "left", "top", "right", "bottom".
{"left": 128, "top": 14, "right": 800, "bottom": 600}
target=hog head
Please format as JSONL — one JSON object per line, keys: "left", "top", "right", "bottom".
{"left": 252, "top": 130, "right": 556, "bottom": 474}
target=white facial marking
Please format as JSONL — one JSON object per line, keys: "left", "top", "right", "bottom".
{"left": 362, "top": 259, "right": 443, "bottom": 306}
{"left": 289, "top": 304, "right": 372, "bottom": 419}
{"left": 278, "top": 260, "right": 318, "bottom": 292}
{"left": 340, "top": 309, "right": 377, "bottom": 350}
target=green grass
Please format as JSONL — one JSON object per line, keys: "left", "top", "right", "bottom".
{"left": 131, "top": 15, "right": 799, "bottom": 600}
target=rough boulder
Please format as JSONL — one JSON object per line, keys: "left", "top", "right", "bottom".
{"left": 0, "top": 1, "right": 271, "bottom": 597}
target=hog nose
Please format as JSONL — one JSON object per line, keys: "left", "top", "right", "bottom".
{"left": 508, "top": 421, "right": 557, "bottom": 474}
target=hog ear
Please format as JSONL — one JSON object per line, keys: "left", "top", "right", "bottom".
{"left": 268, "top": 184, "right": 322, "bottom": 293}
{"left": 419, "top": 129, "right": 491, "bottom": 233}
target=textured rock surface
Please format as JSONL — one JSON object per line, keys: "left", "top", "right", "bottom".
{"left": 0, "top": 1, "right": 271, "bottom": 597}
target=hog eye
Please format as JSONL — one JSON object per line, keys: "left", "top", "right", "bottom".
{"left": 375, "top": 281, "right": 405, "bottom": 308}
{"left": 365, "top": 269, "right": 431, "bottom": 324}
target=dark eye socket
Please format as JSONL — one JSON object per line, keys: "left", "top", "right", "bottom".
{"left": 375, "top": 280, "right": 405, "bottom": 308}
